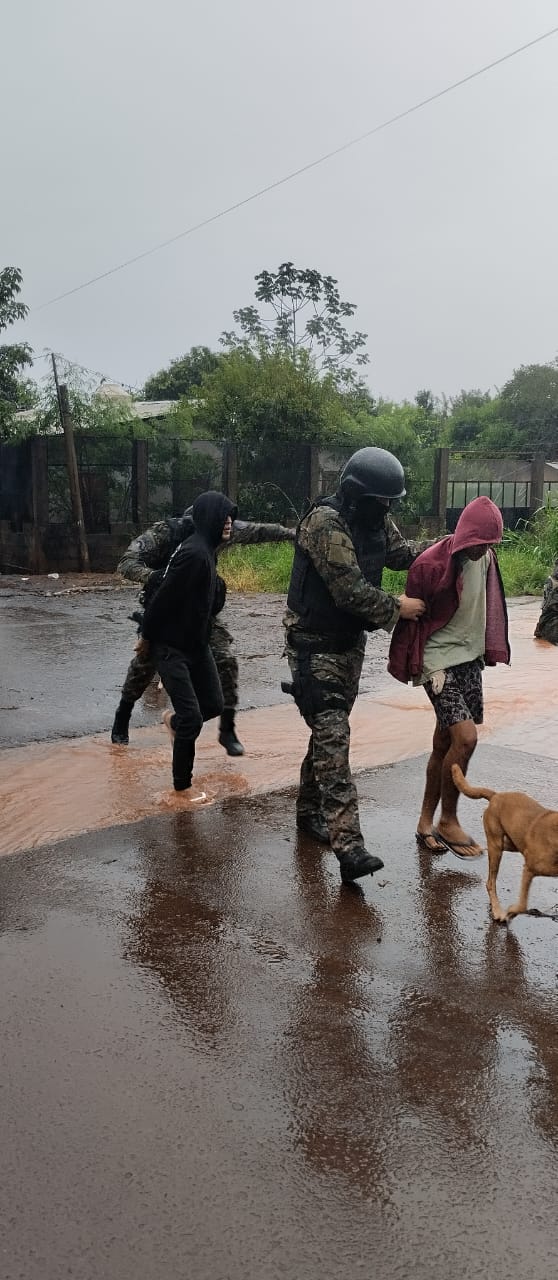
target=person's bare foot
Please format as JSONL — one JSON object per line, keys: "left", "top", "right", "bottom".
{"left": 435, "top": 821, "right": 483, "bottom": 858}
{"left": 161, "top": 710, "right": 175, "bottom": 742}
{"left": 416, "top": 829, "right": 448, "bottom": 853}
{"left": 157, "top": 787, "right": 214, "bottom": 808}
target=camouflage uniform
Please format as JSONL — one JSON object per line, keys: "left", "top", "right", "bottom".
{"left": 284, "top": 503, "right": 426, "bottom": 857}
{"left": 534, "top": 563, "right": 558, "bottom": 645}
{"left": 119, "top": 515, "right": 294, "bottom": 709}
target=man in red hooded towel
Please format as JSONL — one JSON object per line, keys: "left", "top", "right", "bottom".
{"left": 388, "top": 497, "right": 510, "bottom": 859}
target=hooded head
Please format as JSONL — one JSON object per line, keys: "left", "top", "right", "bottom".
{"left": 192, "top": 491, "right": 238, "bottom": 548}
{"left": 452, "top": 496, "right": 503, "bottom": 559}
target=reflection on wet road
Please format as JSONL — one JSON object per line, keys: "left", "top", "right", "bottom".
{"left": 1, "top": 595, "right": 557, "bottom": 1277}
{"left": 1, "top": 753, "right": 557, "bottom": 1280}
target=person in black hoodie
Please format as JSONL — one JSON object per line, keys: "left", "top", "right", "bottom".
{"left": 141, "top": 491, "right": 238, "bottom": 793}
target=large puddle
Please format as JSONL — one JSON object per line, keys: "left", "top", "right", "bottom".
{"left": 0, "top": 603, "right": 556, "bottom": 856}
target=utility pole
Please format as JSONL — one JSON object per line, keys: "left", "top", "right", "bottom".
{"left": 51, "top": 354, "right": 90, "bottom": 572}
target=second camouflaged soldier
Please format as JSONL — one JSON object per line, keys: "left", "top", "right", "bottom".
{"left": 111, "top": 507, "right": 295, "bottom": 753}
{"left": 283, "top": 447, "right": 427, "bottom": 886}
{"left": 534, "top": 559, "right": 558, "bottom": 644}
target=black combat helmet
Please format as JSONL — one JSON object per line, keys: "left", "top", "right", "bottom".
{"left": 339, "top": 447, "right": 406, "bottom": 503}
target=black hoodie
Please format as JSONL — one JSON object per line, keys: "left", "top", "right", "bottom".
{"left": 142, "top": 491, "right": 237, "bottom": 654}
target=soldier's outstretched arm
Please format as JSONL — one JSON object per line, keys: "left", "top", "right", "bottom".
{"left": 117, "top": 521, "right": 175, "bottom": 584}
{"left": 222, "top": 519, "right": 296, "bottom": 550}
{"left": 304, "top": 508, "right": 400, "bottom": 632}
{"left": 384, "top": 516, "right": 434, "bottom": 571}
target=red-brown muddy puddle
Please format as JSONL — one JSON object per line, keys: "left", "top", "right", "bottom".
{"left": 1, "top": 603, "right": 556, "bottom": 856}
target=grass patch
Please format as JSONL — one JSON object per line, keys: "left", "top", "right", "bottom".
{"left": 221, "top": 541, "right": 295, "bottom": 593}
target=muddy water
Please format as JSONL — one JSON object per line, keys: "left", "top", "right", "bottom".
{"left": 1, "top": 601, "right": 556, "bottom": 857}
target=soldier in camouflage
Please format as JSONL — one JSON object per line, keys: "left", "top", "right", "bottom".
{"left": 112, "top": 508, "right": 295, "bottom": 753}
{"left": 283, "top": 447, "right": 427, "bottom": 886}
{"left": 534, "top": 560, "right": 558, "bottom": 644}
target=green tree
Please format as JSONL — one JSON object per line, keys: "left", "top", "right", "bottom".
{"left": 193, "top": 346, "right": 351, "bottom": 445}
{"left": 143, "top": 346, "right": 221, "bottom": 400}
{"left": 0, "top": 267, "right": 35, "bottom": 437}
{"left": 500, "top": 362, "right": 558, "bottom": 455}
{"left": 221, "top": 263, "right": 369, "bottom": 386}
{"left": 442, "top": 386, "right": 506, "bottom": 448}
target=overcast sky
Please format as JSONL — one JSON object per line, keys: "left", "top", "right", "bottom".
{"left": 3, "top": 0, "right": 558, "bottom": 402}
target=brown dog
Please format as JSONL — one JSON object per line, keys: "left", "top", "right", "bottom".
{"left": 451, "top": 763, "right": 558, "bottom": 922}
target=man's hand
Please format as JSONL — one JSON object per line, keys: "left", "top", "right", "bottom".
{"left": 134, "top": 636, "right": 150, "bottom": 659}
{"left": 398, "top": 594, "right": 426, "bottom": 621}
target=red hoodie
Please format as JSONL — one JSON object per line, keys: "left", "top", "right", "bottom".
{"left": 388, "top": 497, "right": 510, "bottom": 684}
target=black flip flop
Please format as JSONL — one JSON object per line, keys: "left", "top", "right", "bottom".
{"left": 433, "top": 831, "right": 484, "bottom": 860}
{"left": 415, "top": 831, "right": 448, "bottom": 854}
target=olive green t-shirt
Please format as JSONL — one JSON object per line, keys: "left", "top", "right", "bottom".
{"left": 419, "top": 554, "right": 489, "bottom": 684}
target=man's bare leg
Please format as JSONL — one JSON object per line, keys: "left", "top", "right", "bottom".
{"left": 436, "top": 719, "right": 483, "bottom": 857}
{"left": 417, "top": 723, "right": 451, "bottom": 850}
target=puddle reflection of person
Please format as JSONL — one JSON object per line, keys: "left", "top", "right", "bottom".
{"left": 394, "top": 849, "right": 558, "bottom": 1151}
{"left": 280, "top": 839, "right": 391, "bottom": 1196}
{"left": 123, "top": 812, "right": 241, "bottom": 1047}
{"left": 281, "top": 836, "right": 558, "bottom": 1199}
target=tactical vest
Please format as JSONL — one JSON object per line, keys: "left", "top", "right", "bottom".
{"left": 287, "top": 496, "right": 387, "bottom": 644}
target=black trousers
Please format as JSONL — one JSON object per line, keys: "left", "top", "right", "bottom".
{"left": 152, "top": 643, "right": 224, "bottom": 789}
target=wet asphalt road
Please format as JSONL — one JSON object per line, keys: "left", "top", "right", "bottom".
{"left": 1, "top": 748, "right": 557, "bottom": 1280}
{"left": 0, "top": 583, "right": 392, "bottom": 748}
{"left": 1, "top": 582, "right": 558, "bottom": 1278}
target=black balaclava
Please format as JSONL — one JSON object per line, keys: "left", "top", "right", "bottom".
{"left": 192, "top": 491, "right": 238, "bottom": 549}
{"left": 339, "top": 492, "right": 389, "bottom": 534}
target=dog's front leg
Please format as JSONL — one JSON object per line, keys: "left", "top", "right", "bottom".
{"left": 506, "top": 865, "right": 534, "bottom": 919}
{"left": 486, "top": 834, "right": 507, "bottom": 922}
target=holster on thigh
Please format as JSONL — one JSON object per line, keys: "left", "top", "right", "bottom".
{"left": 291, "top": 651, "right": 348, "bottom": 719}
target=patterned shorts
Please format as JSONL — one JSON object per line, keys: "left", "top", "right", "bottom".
{"left": 424, "top": 658, "right": 484, "bottom": 729}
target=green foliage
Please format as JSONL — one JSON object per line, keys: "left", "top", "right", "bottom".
{"left": 446, "top": 390, "right": 518, "bottom": 451}
{"left": 445, "top": 365, "right": 558, "bottom": 455}
{"left": 143, "top": 345, "right": 221, "bottom": 400}
{"left": 502, "top": 499, "right": 558, "bottom": 571}
{"left": 221, "top": 263, "right": 369, "bottom": 387}
{"left": 0, "top": 267, "right": 35, "bottom": 437}
{"left": 500, "top": 362, "right": 558, "bottom": 455}
{"left": 193, "top": 345, "right": 347, "bottom": 444}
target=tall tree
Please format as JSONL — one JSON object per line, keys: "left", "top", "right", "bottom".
{"left": 221, "top": 263, "right": 370, "bottom": 386}
{"left": 143, "top": 346, "right": 221, "bottom": 400}
{"left": 0, "top": 267, "right": 34, "bottom": 436}
{"left": 500, "top": 362, "right": 558, "bottom": 455}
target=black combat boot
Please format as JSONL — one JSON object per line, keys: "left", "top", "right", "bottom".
{"left": 296, "top": 813, "right": 330, "bottom": 844}
{"left": 218, "top": 709, "right": 245, "bottom": 757}
{"left": 338, "top": 847, "right": 384, "bottom": 884}
{"left": 111, "top": 699, "right": 134, "bottom": 745}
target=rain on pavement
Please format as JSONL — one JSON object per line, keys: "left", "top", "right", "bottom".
{"left": 0, "top": 579, "right": 557, "bottom": 1280}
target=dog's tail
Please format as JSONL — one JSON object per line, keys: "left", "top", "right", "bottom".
{"left": 451, "top": 763, "right": 496, "bottom": 801}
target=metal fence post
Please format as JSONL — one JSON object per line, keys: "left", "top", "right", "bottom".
{"left": 432, "top": 447, "right": 449, "bottom": 528}
{"left": 223, "top": 443, "right": 238, "bottom": 503}
{"left": 29, "top": 437, "right": 49, "bottom": 573}
{"left": 132, "top": 439, "right": 149, "bottom": 526}
{"left": 529, "top": 452, "right": 546, "bottom": 515}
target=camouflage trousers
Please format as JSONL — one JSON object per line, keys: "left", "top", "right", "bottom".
{"left": 120, "top": 615, "right": 239, "bottom": 710}
{"left": 534, "top": 581, "right": 558, "bottom": 644}
{"left": 286, "top": 640, "right": 365, "bottom": 858}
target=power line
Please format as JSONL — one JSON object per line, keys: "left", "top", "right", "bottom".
{"left": 34, "top": 23, "right": 558, "bottom": 313}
